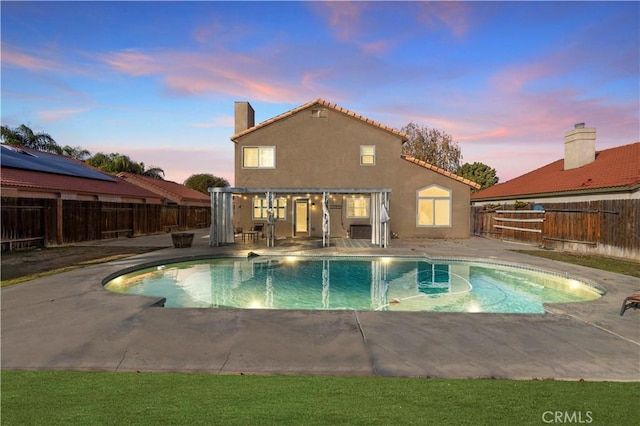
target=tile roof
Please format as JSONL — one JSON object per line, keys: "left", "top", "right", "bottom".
{"left": 1, "top": 166, "right": 162, "bottom": 200}
{"left": 472, "top": 142, "right": 640, "bottom": 200}
{"left": 231, "top": 98, "right": 410, "bottom": 142}
{"left": 402, "top": 155, "right": 481, "bottom": 189}
{"left": 117, "top": 172, "right": 210, "bottom": 204}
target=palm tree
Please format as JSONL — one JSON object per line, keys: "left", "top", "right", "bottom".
{"left": 86, "top": 153, "right": 164, "bottom": 179}
{"left": 1, "top": 124, "right": 62, "bottom": 154}
{"left": 142, "top": 166, "right": 165, "bottom": 179}
{"left": 61, "top": 145, "right": 91, "bottom": 161}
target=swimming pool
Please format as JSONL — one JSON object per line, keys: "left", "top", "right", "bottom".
{"left": 103, "top": 256, "right": 603, "bottom": 313}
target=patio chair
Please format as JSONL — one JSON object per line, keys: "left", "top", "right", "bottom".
{"left": 253, "top": 223, "right": 264, "bottom": 239}
{"left": 619, "top": 292, "right": 640, "bottom": 316}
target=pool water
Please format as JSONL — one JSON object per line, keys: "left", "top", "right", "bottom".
{"left": 104, "top": 256, "right": 602, "bottom": 313}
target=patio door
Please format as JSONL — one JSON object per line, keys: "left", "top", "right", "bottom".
{"left": 295, "top": 199, "right": 309, "bottom": 235}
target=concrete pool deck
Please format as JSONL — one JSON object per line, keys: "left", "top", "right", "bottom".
{"left": 2, "top": 229, "right": 639, "bottom": 381}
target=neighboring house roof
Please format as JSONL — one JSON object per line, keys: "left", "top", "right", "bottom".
{"left": 117, "top": 172, "right": 210, "bottom": 205}
{"left": 472, "top": 142, "right": 640, "bottom": 201}
{"left": 402, "top": 155, "right": 481, "bottom": 189}
{"left": 0, "top": 144, "right": 162, "bottom": 201}
{"left": 231, "top": 98, "right": 410, "bottom": 142}
{"left": 1, "top": 165, "right": 162, "bottom": 200}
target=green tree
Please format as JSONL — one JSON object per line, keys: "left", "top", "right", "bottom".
{"left": 1, "top": 124, "right": 62, "bottom": 154}
{"left": 457, "top": 162, "right": 499, "bottom": 193}
{"left": 184, "top": 173, "right": 230, "bottom": 194}
{"left": 86, "top": 152, "right": 164, "bottom": 178}
{"left": 61, "top": 145, "right": 92, "bottom": 161}
{"left": 142, "top": 166, "right": 165, "bottom": 180}
{"left": 401, "top": 122, "right": 462, "bottom": 173}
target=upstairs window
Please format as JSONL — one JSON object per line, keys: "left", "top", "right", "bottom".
{"left": 417, "top": 185, "right": 451, "bottom": 227}
{"left": 243, "top": 146, "right": 275, "bottom": 168}
{"left": 360, "top": 145, "right": 375, "bottom": 166}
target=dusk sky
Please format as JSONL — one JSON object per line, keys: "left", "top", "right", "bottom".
{"left": 2, "top": 1, "right": 638, "bottom": 185}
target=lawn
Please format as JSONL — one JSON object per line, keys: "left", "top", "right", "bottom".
{"left": 2, "top": 371, "right": 636, "bottom": 425}
{"left": 514, "top": 250, "right": 640, "bottom": 278}
{"left": 1, "top": 246, "right": 161, "bottom": 287}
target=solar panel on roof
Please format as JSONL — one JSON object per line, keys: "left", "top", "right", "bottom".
{"left": 0, "top": 145, "right": 117, "bottom": 182}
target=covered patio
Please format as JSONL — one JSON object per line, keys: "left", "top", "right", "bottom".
{"left": 209, "top": 187, "right": 391, "bottom": 248}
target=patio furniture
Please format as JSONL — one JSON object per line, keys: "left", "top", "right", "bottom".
{"left": 620, "top": 292, "right": 640, "bottom": 316}
{"left": 242, "top": 230, "right": 258, "bottom": 242}
{"left": 253, "top": 223, "right": 264, "bottom": 239}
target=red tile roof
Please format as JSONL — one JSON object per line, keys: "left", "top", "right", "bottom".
{"left": 231, "top": 98, "right": 410, "bottom": 142}
{"left": 1, "top": 167, "right": 162, "bottom": 200}
{"left": 117, "top": 172, "right": 210, "bottom": 204}
{"left": 402, "top": 155, "right": 481, "bottom": 189}
{"left": 472, "top": 142, "right": 640, "bottom": 200}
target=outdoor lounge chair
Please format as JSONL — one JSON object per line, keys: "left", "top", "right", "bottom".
{"left": 619, "top": 292, "right": 640, "bottom": 316}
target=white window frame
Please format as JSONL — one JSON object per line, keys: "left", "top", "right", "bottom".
{"left": 346, "top": 196, "right": 370, "bottom": 218}
{"left": 243, "top": 146, "right": 275, "bottom": 169}
{"left": 253, "top": 197, "right": 287, "bottom": 220}
{"left": 360, "top": 145, "right": 375, "bottom": 166}
{"left": 416, "top": 185, "right": 452, "bottom": 227}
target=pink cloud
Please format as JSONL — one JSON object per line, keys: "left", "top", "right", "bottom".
{"left": 1, "top": 44, "right": 60, "bottom": 71}
{"left": 190, "top": 115, "right": 234, "bottom": 129}
{"left": 310, "top": 2, "right": 395, "bottom": 56}
{"left": 38, "top": 108, "right": 87, "bottom": 122}
{"left": 192, "top": 21, "right": 223, "bottom": 44}
{"left": 319, "top": 1, "right": 366, "bottom": 41}
{"left": 456, "top": 127, "right": 512, "bottom": 142}
{"left": 100, "top": 49, "right": 163, "bottom": 76}
{"left": 358, "top": 39, "right": 393, "bottom": 56}
{"left": 99, "top": 48, "right": 314, "bottom": 103}
{"left": 415, "top": 2, "right": 471, "bottom": 38}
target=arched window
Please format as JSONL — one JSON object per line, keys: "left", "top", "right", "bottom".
{"left": 417, "top": 185, "right": 451, "bottom": 227}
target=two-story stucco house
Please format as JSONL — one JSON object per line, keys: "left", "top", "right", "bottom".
{"left": 209, "top": 99, "right": 479, "bottom": 247}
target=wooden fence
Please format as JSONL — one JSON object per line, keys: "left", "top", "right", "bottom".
{"left": 471, "top": 199, "right": 640, "bottom": 260}
{"left": 1, "top": 197, "right": 210, "bottom": 251}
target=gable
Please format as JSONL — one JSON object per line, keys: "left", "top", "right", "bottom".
{"left": 231, "top": 98, "right": 410, "bottom": 142}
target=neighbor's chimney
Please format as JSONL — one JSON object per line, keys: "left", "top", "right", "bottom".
{"left": 564, "top": 122, "right": 596, "bottom": 170}
{"left": 234, "top": 101, "right": 255, "bottom": 135}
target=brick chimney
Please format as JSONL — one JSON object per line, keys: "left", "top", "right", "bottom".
{"left": 564, "top": 122, "right": 596, "bottom": 170}
{"left": 234, "top": 101, "right": 255, "bottom": 135}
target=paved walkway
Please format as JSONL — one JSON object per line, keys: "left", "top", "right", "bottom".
{"left": 2, "top": 229, "right": 639, "bottom": 380}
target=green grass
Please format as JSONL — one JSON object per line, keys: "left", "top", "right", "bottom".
{"left": 1, "top": 371, "right": 637, "bottom": 425}
{"left": 0, "top": 255, "right": 131, "bottom": 287}
{"left": 513, "top": 250, "right": 640, "bottom": 278}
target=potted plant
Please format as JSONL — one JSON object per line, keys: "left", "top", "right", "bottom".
{"left": 171, "top": 232, "right": 194, "bottom": 248}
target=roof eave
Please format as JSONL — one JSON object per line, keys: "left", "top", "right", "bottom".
{"left": 472, "top": 183, "right": 640, "bottom": 202}
{"left": 401, "top": 155, "right": 481, "bottom": 189}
